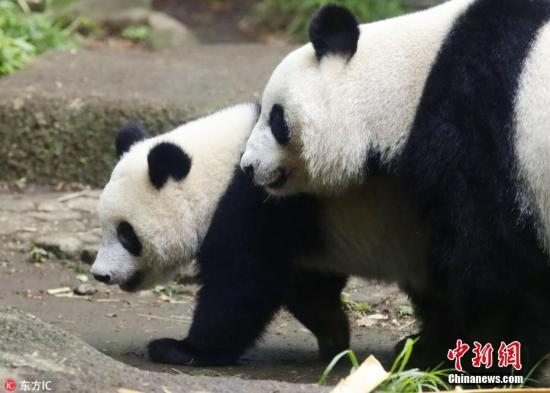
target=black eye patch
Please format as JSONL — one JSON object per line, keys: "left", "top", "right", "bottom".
{"left": 117, "top": 221, "right": 142, "bottom": 257}
{"left": 269, "top": 104, "right": 290, "bottom": 145}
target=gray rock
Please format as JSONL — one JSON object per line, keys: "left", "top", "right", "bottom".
{"left": 74, "top": 283, "right": 97, "bottom": 295}
{"left": 104, "top": 7, "right": 151, "bottom": 31}
{"left": 148, "top": 12, "right": 198, "bottom": 49}
{"left": 33, "top": 233, "right": 84, "bottom": 259}
{"left": 0, "top": 307, "right": 327, "bottom": 393}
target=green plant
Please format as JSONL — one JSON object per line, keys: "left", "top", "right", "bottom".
{"left": 397, "top": 304, "right": 414, "bottom": 317}
{"left": 251, "top": 0, "right": 405, "bottom": 41}
{"left": 0, "top": 0, "right": 76, "bottom": 75}
{"left": 153, "top": 283, "right": 187, "bottom": 297}
{"left": 318, "top": 349, "right": 360, "bottom": 385}
{"left": 29, "top": 246, "right": 49, "bottom": 263}
{"left": 341, "top": 292, "right": 371, "bottom": 316}
{"left": 121, "top": 25, "right": 151, "bottom": 41}
{"left": 379, "top": 338, "right": 451, "bottom": 392}
{"left": 319, "top": 339, "right": 452, "bottom": 392}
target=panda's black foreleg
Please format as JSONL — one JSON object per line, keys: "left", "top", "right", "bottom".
{"left": 148, "top": 263, "right": 288, "bottom": 367}
{"left": 285, "top": 270, "right": 350, "bottom": 363}
{"left": 395, "top": 286, "right": 457, "bottom": 370}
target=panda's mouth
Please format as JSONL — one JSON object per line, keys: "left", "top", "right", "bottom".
{"left": 119, "top": 270, "right": 144, "bottom": 292}
{"left": 266, "top": 168, "right": 290, "bottom": 190}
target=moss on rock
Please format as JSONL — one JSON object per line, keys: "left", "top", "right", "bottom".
{"left": 0, "top": 96, "right": 191, "bottom": 186}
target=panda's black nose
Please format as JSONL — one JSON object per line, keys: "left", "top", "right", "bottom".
{"left": 243, "top": 165, "right": 254, "bottom": 178}
{"left": 93, "top": 273, "right": 111, "bottom": 284}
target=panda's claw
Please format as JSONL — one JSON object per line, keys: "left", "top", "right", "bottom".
{"left": 148, "top": 338, "right": 196, "bottom": 365}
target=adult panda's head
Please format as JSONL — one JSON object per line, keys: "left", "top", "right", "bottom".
{"left": 241, "top": 4, "right": 363, "bottom": 196}
{"left": 92, "top": 104, "right": 258, "bottom": 291}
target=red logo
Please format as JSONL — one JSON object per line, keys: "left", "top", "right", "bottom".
{"left": 448, "top": 340, "right": 523, "bottom": 371}
{"left": 447, "top": 339, "right": 470, "bottom": 371}
{"left": 498, "top": 341, "right": 522, "bottom": 370}
{"left": 472, "top": 341, "right": 494, "bottom": 369}
{"left": 4, "top": 379, "right": 17, "bottom": 392}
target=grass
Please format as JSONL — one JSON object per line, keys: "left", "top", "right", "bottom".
{"left": 319, "top": 338, "right": 452, "bottom": 392}
{"left": 379, "top": 338, "right": 451, "bottom": 392}
{"left": 29, "top": 245, "right": 49, "bottom": 263}
{"left": 0, "top": 0, "right": 77, "bottom": 76}
{"left": 121, "top": 25, "right": 151, "bottom": 42}
{"left": 153, "top": 283, "right": 187, "bottom": 297}
{"left": 341, "top": 292, "right": 372, "bottom": 317}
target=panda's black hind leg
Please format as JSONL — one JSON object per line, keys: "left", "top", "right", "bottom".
{"left": 285, "top": 270, "right": 350, "bottom": 363}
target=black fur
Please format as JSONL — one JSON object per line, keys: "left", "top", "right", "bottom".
{"left": 148, "top": 142, "right": 192, "bottom": 190}
{"left": 309, "top": 4, "right": 360, "bottom": 61}
{"left": 116, "top": 123, "right": 149, "bottom": 158}
{"left": 148, "top": 167, "right": 348, "bottom": 366}
{"left": 117, "top": 221, "right": 142, "bottom": 257}
{"left": 395, "top": 0, "right": 550, "bottom": 372}
{"left": 269, "top": 104, "right": 290, "bottom": 145}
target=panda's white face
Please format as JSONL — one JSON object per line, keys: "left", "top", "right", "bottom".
{"left": 241, "top": 43, "right": 374, "bottom": 196}
{"left": 92, "top": 104, "right": 258, "bottom": 292}
{"left": 91, "top": 140, "right": 198, "bottom": 292}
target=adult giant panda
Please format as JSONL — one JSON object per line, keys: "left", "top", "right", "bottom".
{"left": 240, "top": 0, "right": 550, "bottom": 372}
{"left": 91, "top": 103, "right": 427, "bottom": 367}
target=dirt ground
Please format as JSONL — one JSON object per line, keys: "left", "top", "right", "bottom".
{"left": 0, "top": 187, "right": 418, "bottom": 386}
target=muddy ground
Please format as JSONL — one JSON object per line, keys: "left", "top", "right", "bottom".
{"left": 0, "top": 187, "right": 418, "bottom": 386}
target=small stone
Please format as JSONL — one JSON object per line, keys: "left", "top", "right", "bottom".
{"left": 74, "top": 283, "right": 97, "bottom": 296}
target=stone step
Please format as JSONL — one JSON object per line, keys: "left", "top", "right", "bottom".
{"left": 0, "top": 45, "right": 293, "bottom": 186}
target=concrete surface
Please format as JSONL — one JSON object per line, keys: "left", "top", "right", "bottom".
{"left": 0, "top": 45, "right": 294, "bottom": 186}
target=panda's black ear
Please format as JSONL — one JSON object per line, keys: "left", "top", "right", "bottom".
{"left": 148, "top": 142, "right": 192, "bottom": 190}
{"left": 116, "top": 123, "right": 150, "bottom": 159}
{"left": 309, "top": 4, "right": 360, "bottom": 61}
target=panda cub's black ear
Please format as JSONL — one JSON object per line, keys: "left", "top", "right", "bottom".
{"left": 148, "top": 142, "right": 192, "bottom": 190}
{"left": 309, "top": 4, "right": 360, "bottom": 61}
{"left": 116, "top": 123, "right": 150, "bottom": 159}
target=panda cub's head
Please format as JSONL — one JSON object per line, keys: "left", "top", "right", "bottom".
{"left": 90, "top": 124, "right": 195, "bottom": 292}
{"left": 240, "top": 4, "right": 363, "bottom": 196}
{"left": 92, "top": 104, "right": 258, "bottom": 292}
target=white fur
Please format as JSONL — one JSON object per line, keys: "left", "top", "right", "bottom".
{"left": 91, "top": 103, "right": 258, "bottom": 289}
{"left": 299, "top": 177, "right": 429, "bottom": 293}
{"left": 242, "top": 0, "right": 475, "bottom": 195}
{"left": 515, "top": 20, "right": 550, "bottom": 253}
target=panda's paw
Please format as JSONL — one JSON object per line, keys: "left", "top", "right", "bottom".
{"left": 147, "top": 338, "right": 197, "bottom": 365}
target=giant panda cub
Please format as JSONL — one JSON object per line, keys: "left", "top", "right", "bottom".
{"left": 241, "top": 0, "right": 550, "bottom": 372}
{"left": 90, "top": 104, "right": 343, "bottom": 366}
{"left": 91, "top": 103, "right": 427, "bottom": 367}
